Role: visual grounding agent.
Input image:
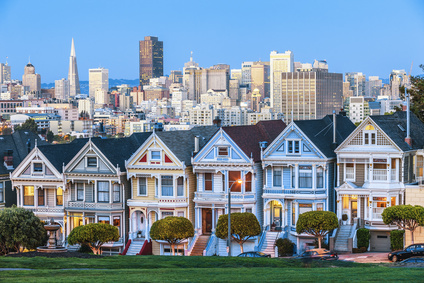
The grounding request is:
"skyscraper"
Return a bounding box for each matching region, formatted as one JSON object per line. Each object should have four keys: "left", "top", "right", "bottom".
{"left": 345, "top": 72, "right": 366, "bottom": 97}
{"left": 139, "top": 36, "right": 163, "bottom": 87}
{"left": 0, "top": 61, "right": 11, "bottom": 84}
{"left": 251, "top": 61, "right": 270, "bottom": 99}
{"left": 55, "top": 78, "right": 70, "bottom": 100}
{"left": 68, "top": 38, "right": 80, "bottom": 97}
{"left": 270, "top": 50, "right": 294, "bottom": 112}
{"left": 89, "top": 68, "right": 109, "bottom": 100}
{"left": 22, "top": 61, "right": 41, "bottom": 93}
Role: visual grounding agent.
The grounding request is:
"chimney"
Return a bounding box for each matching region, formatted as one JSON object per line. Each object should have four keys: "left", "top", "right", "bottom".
{"left": 26, "top": 138, "right": 31, "bottom": 153}
{"left": 3, "top": 149, "right": 13, "bottom": 170}
{"left": 194, "top": 136, "right": 200, "bottom": 153}
{"left": 405, "top": 87, "right": 412, "bottom": 147}
{"left": 213, "top": 116, "right": 221, "bottom": 127}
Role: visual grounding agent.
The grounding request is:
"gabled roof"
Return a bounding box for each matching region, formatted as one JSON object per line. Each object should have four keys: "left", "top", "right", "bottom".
{"left": 156, "top": 126, "right": 218, "bottom": 165}
{"left": 222, "top": 120, "right": 286, "bottom": 162}
{"left": 0, "top": 131, "right": 47, "bottom": 176}
{"left": 294, "top": 114, "right": 356, "bottom": 158}
{"left": 370, "top": 111, "right": 424, "bottom": 151}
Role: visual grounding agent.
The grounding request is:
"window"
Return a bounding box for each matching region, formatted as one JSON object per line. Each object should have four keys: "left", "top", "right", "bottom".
{"left": 218, "top": 147, "right": 228, "bottom": 156}
{"left": 228, "top": 171, "right": 241, "bottom": 192}
{"left": 345, "top": 163, "right": 355, "bottom": 181}
{"left": 299, "top": 166, "right": 312, "bottom": 188}
{"left": 177, "top": 177, "right": 184, "bottom": 197}
{"left": 24, "top": 186, "right": 34, "bottom": 206}
{"left": 0, "top": 182, "right": 3, "bottom": 202}
{"left": 87, "top": 157, "right": 97, "bottom": 167}
{"left": 246, "top": 208, "right": 252, "bottom": 213}
{"left": 77, "top": 183, "right": 84, "bottom": 201}
{"left": 151, "top": 151, "right": 161, "bottom": 160}
{"left": 86, "top": 183, "right": 94, "bottom": 203}
{"left": 98, "top": 216, "right": 110, "bottom": 224}
{"left": 33, "top": 163, "right": 43, "bottom": 173}
{"left": 56, "top": 187, "right": 63, "bottom": 206}
{"left": 161, "top": 176, "right": 173, "bottom": 196}
{"left": 204, "top": 173, "right": 213, "bottom": 191}
{"left": 155, "top": 178, "right": 158, "bottom": 197}
{"left": 162, "top": 211, "right": 173, "bottom": 218}
{"left": 299, "top": 203, "right": 313, "bottom": 215}
{"left": 113, "top": 184, "right": 120, "bottom": 202}
{"left": 373, "top": 197, "right": 387, "bottom": 219}
{"left": 288, "top": 140, "right": 300, "bottom": 154}
{"left": 292, "top": 204, "right": 295, "bottom": 225}
{"left": 98, "top": 181, "right": 109, "bottom": 202}
{"left": 113, "top": 216, "right": 121, "bottom": 235}
{"left": 317, "top": 167, "right": 324, "bottom": 188}
{"left": 245, "top": 172, "right": 252, "bottom": 192}
{"left": 316, "top": 203, "right": 323, "bottom": 211}
{"left": 138, "top": 177, "right": 147, "bottom": 196}
{"left": 177, "top": 211, "right": 184, "bottom": 217}
{"left": 38, "top": 189, "right": 45, "bottom": 206}
{"left": 273, "top": 168, "right": 282, "bottom": 187}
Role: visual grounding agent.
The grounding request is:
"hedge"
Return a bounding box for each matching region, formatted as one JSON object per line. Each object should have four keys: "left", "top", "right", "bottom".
{"left": 390, "top": 230, "right": 405, "bottom": 251}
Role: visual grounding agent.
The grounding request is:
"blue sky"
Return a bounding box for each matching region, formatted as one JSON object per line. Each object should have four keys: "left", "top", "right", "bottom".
{"left": 0, "top": 0, "right": 423, "bottom": 83}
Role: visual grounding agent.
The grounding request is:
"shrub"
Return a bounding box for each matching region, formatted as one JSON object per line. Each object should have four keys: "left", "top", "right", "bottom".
{"left": 296, "top": 211, "right": 338, "bottom": 249}
{"left": 68, "top": 223, "right": 119, "bottom": 255}
{"left": 390, "top": 230, "right": 405, "bottom": 251}
{"left": 275, "top": 238, "right": 295, "bottom": 257}
{"left": 342, "top": 214, "right": 348, "bottom": 221}
{"left": 352, "top": 247, "right": 367, "bottom": 253}
{"left": 356, "top": 228, "right": 370, "bottom": 249}
{"left": 78, "top": 243, "right": 94, "bottom": 254}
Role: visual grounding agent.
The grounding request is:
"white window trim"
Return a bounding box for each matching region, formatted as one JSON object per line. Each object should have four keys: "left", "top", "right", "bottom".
{"left": 217, "top": 146, "right": 229, "bottom": 157}
{"left": 363, "top": 131, "right": 377, "bottom": 145}
{"left": 345, "top": 163, "right": 356, "bottom": 182}
{"left": 138, "top": 177, "right": 148, "bottom": 196}
{"left": 86, "top": 156, "right": 98, "bottom": 168}
{"left": 32, "top": 161, "right": 44, "bottom": 174}
{"left": 287, "top": 139, "right": 301, "bottom": 155}
{"left": 272, "top": 168, "right": 282, "bottom": 188}
{"left": 149, "top": 149, "right": 162, "bottom": 164}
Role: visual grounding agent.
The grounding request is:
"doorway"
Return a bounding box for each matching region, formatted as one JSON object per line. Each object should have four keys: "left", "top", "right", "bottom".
{"left": 202, "top": 208, "right": 212, "bottom": 234}
{"left": 350, "top": 200, "right": 357, "bottom": 224}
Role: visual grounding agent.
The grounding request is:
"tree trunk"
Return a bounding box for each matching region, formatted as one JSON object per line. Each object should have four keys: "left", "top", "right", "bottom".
{"left": 318, "top": 236, "right": 322, "bottom": 249}
{"left": 411, "top": 230, "right": 414, "bottom": 245}
{"left": 171, "top": 243, "right": 175, "bottom": 256}
{"left": 240, "top": 242, "right": 244, "bottom": 254}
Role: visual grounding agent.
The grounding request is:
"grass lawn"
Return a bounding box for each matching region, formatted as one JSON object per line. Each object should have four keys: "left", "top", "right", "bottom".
{"left": 0, "top": 255, "right": 421, "bottom": 282}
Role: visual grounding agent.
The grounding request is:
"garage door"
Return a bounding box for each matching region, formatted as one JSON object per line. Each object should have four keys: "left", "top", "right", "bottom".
{"left": 370, "top": 231, "right": 390, "bottom": 252}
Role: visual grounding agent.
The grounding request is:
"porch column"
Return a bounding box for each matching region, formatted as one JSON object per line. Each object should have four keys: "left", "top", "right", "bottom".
{"left": 357, "top": 197, "right": 361, "bottom": 219}
{"left": 337, "top": 196, "right": 342, "bottom": 219}
{"left": 34, "top": 187, "right": 38, "bottom": 208}
{"left": 109, "top": 181, "right": 113, "bottom": 204}
{"left": 336, "top": 163, "right": 340, "bottom": 187}
{"left": 387, "top": 158, "right": 391, "bottom": 182}
{"left": 312, "top": 165, "right": 316, "bottom": 190}
{"left": 396, "top": 159, "right": 399, "bottom": 182}
{"left": 295, "top": 164, "right": 299, "bottom": 189}
{"left": 212, "top": 205, "right": 216, "bottom": 231}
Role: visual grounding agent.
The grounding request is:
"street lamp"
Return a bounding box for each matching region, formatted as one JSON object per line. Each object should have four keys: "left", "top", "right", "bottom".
{"left": 228, "top": 179, "right": 242, "bottom": 257}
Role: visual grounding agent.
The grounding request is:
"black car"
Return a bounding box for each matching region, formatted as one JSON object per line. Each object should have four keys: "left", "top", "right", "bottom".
{"left": 295, "top": 248, "right": 339, "bottom": 261}
{"left": 388, "top": 244, "right": 424, "bottom": 262}
{"left": 400, "top": 257, "right": 424, "bottom": 263}
{"left": 237, "top": 251, "right": 271, "bottom": 258}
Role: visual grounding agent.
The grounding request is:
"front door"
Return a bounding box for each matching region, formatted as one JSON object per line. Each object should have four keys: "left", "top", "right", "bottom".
{"left": 273, "top": 207, "right": 282, "bottom": 229}
{"left": 351, "top": 200, "right": 357, "bottom": 224}
{"left": 202, "top": 208, "right": 212, "bottom": 234}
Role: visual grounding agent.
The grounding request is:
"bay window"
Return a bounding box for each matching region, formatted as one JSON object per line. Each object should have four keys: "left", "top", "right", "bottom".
{"left": 228, "top": 171, "right": 241, "bottom": 192}
{"left": 113, "top": 184, "right": 120, "bottom": 202}
{"left": 56, "top": 187, "right": 63, "bottom": 206}
{"left": 97, "top": 181, "right": 109, "bottom": 202}
{"left": 38, "top": 189, "right": 45, "bottom": 206}
{"left": 317, "top": 167, "right": 324, "bottom": 188}
{"left": 245, "top": 172, "right": 252, "bottom": 192}
{"left": 138, "top": 177, "right": 147, "bottom": 196}
{"left": 204, "top": 173, "right": 213, "bottom": 191}
{"left": 177, "top": 177, "right": 184, "bottom": 197}
{"left": 24, "top": 186, "right": 34, "bottom": 206}
{"left": 299, "top": 166, "right": 312, "bottom": 188}
{"left": 161, "top": 176, "right": 173, "bottom": 196}
{"left": 273, "top": 168, "right": 282, "bottom": 187}
{"left": 77, "top": 183, "right": 84, "bottom": 201}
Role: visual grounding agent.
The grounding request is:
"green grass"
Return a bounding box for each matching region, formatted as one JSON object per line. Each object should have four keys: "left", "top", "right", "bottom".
{"left": 0, "top": 256, "right": 421, "bottom": 282}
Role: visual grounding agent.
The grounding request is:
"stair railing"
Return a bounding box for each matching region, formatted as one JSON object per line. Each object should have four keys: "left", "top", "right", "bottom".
{"left": 137, "top": 239, "right": 152, "bottom": 255}
{"left": 203, "top": 234, "right": 216, "bottom": 256}
{"left": 255, "top": 229, "right": 267, "bottom": 252}
{"left": 185, "top": 232, "right": 199, "bottom": 256}
{"left": 119, "top": 239, "right": 131, "bottom": 255}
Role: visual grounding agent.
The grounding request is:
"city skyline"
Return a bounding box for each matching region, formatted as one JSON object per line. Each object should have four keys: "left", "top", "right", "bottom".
{"left": 0, "top": 0, "right": 423, "bottom": 83}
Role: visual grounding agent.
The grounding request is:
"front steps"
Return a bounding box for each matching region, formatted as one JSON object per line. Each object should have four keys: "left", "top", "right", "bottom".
{"left": 126, "top": 239, "right": 144, "bottom": 255}
{"left": 260, "top": 231, "right": 279, "bottom": 257}
{"left": 190, "top": 235, "right": 210, "bottom": 256}
{"left": 334, "top": 225, "right": 353, "bottom": 253}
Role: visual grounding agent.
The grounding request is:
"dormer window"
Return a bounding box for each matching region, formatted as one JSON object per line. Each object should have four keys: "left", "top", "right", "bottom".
{"left": 287, "top": 140, "right": 300, "bottom": 154}
{"left": 364, "top": 124, "right": 376, "bottom": 145}
{"left": 218, "top": 147, "right": 229, "bottom": 157}
{"left": 87, "top": 157, "right": 97, "bottom": 167}
{"left": 33, "top": 163, "right": 43, "bottom": 173}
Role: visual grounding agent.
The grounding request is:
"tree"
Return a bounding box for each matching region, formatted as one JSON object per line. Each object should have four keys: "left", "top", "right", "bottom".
{"left": 215, "top": 212, "right": 261, "bottom": 254}
{"left": 67, "top": 223, "right": 119, "bottom": 255}
{"left": 46, "top": 130, "right": 54, "bottom": 143}
{"left": 14, "top": 118, "right": 38, "bottom": 134}
{"left": 399, "top": 64, "right": 424, "bottom": 122}
{"left": 296, "top": 211, "right": 338, "bottom": 249}
{"left": 382, "top": 205, "right": 424, "bottom": 244}
{"left": 150, "top": 216, "right": 194, "bottom": 256}
{"left": 0, "top": 206, "right": 46, "bottom": 255}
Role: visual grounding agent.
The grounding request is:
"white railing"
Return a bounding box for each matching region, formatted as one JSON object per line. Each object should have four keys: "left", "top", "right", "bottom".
{"left": 372, "top": 207, "right": 384, "bottom": 219}
{"left": 194, "top": 192, "right": 255, "bottom": 201}
{"left": 372, "top": 169, "right": 387, "bottom": 181}
{"left": 26, "top": 207, "right": 65, "bottom": 214}
{"left": 346, "top": 167, "right": 355, "bottom": 180}
{"left": 390, "top": 169, "right": 397, "bottom": 181}
{"left": 158, "top": 198, "right": 187, "bottom": 204}
{"left": 66, "top": 201, "right": 124, "bottom": 210}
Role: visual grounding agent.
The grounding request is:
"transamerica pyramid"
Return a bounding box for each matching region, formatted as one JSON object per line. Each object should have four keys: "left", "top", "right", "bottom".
{"left": 68, "top": 38, "right": 80, "bottom": 97}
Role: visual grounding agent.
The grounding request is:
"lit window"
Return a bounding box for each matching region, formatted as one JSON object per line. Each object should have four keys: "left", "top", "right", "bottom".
{"left": 98, "top": 216, "right": 110, "bottom": 224}
{"left": 24, "top": 186, "right": 34, "bottom": 206}
{"left": 218, "top": 147, "right": 228, "bottom": 156}
{"left": 56, "top": 187, "right": 63, "bottom": 206}
{"left": 316, "top": 203, "right": 323, "bottom": 211}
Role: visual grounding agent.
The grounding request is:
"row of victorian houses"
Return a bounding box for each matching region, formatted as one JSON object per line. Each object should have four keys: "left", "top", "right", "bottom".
{"left": 2, "top": 111, "right": 424, "bottom": 256}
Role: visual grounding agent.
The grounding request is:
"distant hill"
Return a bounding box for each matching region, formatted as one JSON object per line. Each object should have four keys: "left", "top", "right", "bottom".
{"left": 41, "top": 79, "right": 139, "bottom": 94}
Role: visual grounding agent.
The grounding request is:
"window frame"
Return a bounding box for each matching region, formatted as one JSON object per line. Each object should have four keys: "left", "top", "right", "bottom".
{"left": 56, "top": 187, "right": 63, "bottom": 206}
{"left": 77, "top": 183, "right": 84, "bottom": 201}
{"left": 32, "top": 162, "right": 43, "bottom": 174}
{"left": 86, "top": 156, "right": 98, "bottom": 168}
{"left": 177, "top": 177, "right": 184, "bottom": 197}
{"left": 138, "top": 177, "right": 147, "bottom": 196}
{"left": 150, "top": 150, "right": 161, "bottom": 161}
{"left": 217, "top": 146, "right": 229, "bottom": 157}
{"left": 161, "top": 175, "right": 174, "bottom": 197}
{"left": 273, "top": 168, "right": 282, "bottom": 187}
{"left": 204, "top": 173, "right": 213, "bottom": 191}
{"left": 298, "top": 165, "right": 313, "bottom": 189}
{"left": 97, "top": 181, "right": 110, "bottom": 203}
{"left": 113, "top": 183, "right": 120, "bottom": 203}
{"left": 287, "top": 140, "right": 301, "bottom": 155}
{"left": 23, "top": 186, "right": 35, "bottom": 206}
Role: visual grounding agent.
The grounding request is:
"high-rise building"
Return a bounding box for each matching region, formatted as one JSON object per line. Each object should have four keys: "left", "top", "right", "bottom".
{"left": 241, "top": 61, "right": 253, "bottom": 87}
{"left": 89, "top": 68, "right": 109, "bottom": 99}
{"left": 183, "top": 52, "right": 200, "bottom": 89}
{"left": 55, "top": 78, "right": 70, "bottom": 100}
{"left": 281, "top": 69, "right": 343, "bottom": 123}
{"left": 389, "top": 70, "right": 407, "bottom": 99}
{"left": 139, "top": 36, "right": 163, "bottom": 87}
{"left": 270, "top": 50, "right": 294, "bottom": 112}
{"left": 251, "top": 61, "right": 270, "bottom": 99}
{"left": 365, "top": 76, "right": 382, "bottom": 98}
{"left": 345, "top": 72, "right": 366, "bottom": 97}
{"left": 22, "top": 61, "right": 41, "bottom": 93}
{"left": 170, "top": 70, "right": 182, "bottom": 84}
{"left": 0, "top": 62, "right": 11, "bottom": 84}
{"left": 68, "top": 38, "right": 80, "bottom": 97}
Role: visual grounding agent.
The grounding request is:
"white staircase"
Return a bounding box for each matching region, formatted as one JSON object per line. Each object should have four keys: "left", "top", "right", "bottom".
{"left": 334, "top": 225, "right": 352, "bottom": 253}
{"left": 260, "top": 231, "right": 279, "bottom": 257}
{"left": 126, "top": 240, "right": 144, "bottom": 255}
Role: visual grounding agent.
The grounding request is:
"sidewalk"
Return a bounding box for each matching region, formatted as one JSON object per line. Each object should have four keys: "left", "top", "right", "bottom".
{"left": 338, "top": 252, "right": 391, "bottom": 263}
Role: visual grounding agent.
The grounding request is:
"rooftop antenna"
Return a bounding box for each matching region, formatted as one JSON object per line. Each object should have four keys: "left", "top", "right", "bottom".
{"left": 5, "top": 56, "right": 8, "bottom": 65}
{"left": 190, "top": 51, "right": 193, "bottom": 62}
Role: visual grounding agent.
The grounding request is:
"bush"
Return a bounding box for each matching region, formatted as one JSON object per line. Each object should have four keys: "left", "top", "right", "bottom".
{"left": 68, "top": 223, "right": 119, "bottom": 255}
{"left": 390, "top": 230, "right": 405, "bottom": 251}
{"left": 357, "top": 228, "right": 370, "bottom": 249}
{"left": 352, "top": 247, "right": 367, "bottom": 253}
{"left": 342, "top": 214, "right": 348, "bottom": 221}
{"left": 275, "top": 238, "right": 295, "bottom": 257}
{"left": 78, "top": 243, "right": 94, "bottom": 254}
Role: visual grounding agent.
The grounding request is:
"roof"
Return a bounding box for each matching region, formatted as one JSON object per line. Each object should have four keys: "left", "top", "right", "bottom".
{"left": 0, "top": 131, "right": 48, "bottom": 176}
{"left": 294, "top": 114, "right": 356, "bottom": 158}
{"left": 370, "top": 111, "right": 424, "bottom": 151}
{"left": 156, "top": 126, "right": 218, "bottom": 165}
{"left": 223, "top": 120, "right": 287, "bottom": 162}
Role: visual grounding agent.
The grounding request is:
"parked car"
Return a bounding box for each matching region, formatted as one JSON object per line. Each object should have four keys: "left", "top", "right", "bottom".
{"left": 237, "top": 251, "right": 271, "bottom": 258}
{"left": 399, "top": 257, "right": 424, "bottom": 263}
{"left": 295, "top": 248, "right": 338, "bottom": 260}
{"left": 388, "top": 244, "right": 424, "bottom": 262}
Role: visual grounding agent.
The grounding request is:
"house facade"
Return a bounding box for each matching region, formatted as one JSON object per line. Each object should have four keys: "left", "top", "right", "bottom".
{"left": 262, "top": 114, "right": 355, "bottom": 253}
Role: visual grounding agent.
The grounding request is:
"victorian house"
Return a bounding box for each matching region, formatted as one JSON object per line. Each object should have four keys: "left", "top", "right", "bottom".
{"left": 334, "top": 111, "right": 424, "bottom": 252}
{"left": 191, "top": 120, "right": 286, "bottom": 256}
{"left": 261, "top": 114, "right": 355, "bottom": 254}
{"left": 125, "top": 127, "right": 217, "bottom": 255}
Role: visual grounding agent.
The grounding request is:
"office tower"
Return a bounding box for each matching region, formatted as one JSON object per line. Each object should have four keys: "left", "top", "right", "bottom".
{"left": 55, "top": 78, "right": 70, "bottom": 100}
{"left": 139, "top": 36, "right": 163, "bottom": 87}
{"left": 78, "top": 98, "right": 94, "bottom": 118}
{"left": 313, "top": 59, "right": 328, "bottom": 71}
{"left": 281, "top": 69, "right": 343, "bottom": 123}
{"left": 343, "top": 81, "right": 353, "bottom": 99}
{"left": 0, "top": 62, "right": 11, "bottom": 84}
{"left": 345, "top": 72, "right": 366, "bottom": 97}
{"left": 389, "top": 70, "right": 407, "bottom": 99}
{"left": 241, "top": 61, "right": 253, "bottom": 87}
{"left": 251, "top": 61, "right": 270, "bottom": 99}
{"left": 270, "top": 50, "right": 294, "bottom": 112}
{"left": 365, "top": 76, "right": 382, "bottom": 98}
{"left": 231, "top": 69, "right": 242, "bottom": 84}
{"left": 89, "top": 68, "right": 108, "bottom": 99}
{"left": 170, "top": 70, "right": 183, "bottom": 84}
{"left": 183, "top": 52, "right": 200, "bottom": 89}
{"left": 95, "top": 89, "right": 109, "bottom": 105}
{"left": 22, "top": 61, "right": 41, "bottom": 93}
{"left": 68, "top": 38, "right": 80, "bottom": 97}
